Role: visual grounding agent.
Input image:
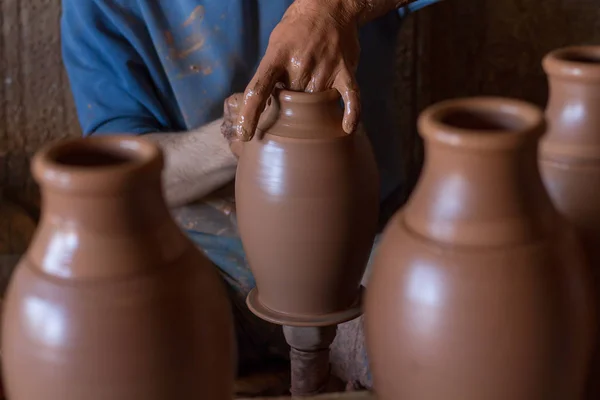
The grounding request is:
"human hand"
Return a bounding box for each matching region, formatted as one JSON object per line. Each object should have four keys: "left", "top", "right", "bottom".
{"left": 236, "top": 0, "right": 365, "bottom": 141}
{"left": 221, "top": 93, "right": 244, "bottom": 158}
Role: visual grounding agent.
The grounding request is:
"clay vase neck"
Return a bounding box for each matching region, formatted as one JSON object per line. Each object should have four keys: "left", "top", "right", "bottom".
{"left": 542, "top": 46, "right": 600, "bottom": 160}
{"left": 403, "top": 97, "right": 557, "bottom": 247}
{"left": 256, "top": 89, "right": 346, "bottom": 139}
{"left": 29, "top": 137, "right": 187, "bottom": 280}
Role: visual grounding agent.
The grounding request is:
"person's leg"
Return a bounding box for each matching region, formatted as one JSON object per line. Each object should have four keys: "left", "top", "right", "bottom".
{"left": 185, "top": 230, "right": 290, "bottom": 372}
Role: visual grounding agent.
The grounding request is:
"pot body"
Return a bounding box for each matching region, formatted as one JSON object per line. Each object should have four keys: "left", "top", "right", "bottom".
{"left": 539, "top": 46, "right": 600, "bottom": 399}
{"left": 236, "top": 89, "right": 379, "bottom": 318}
{"left": 368, "top": 215, "right": 591, "bottom": 399}
{"left": 366, "top": 97, "right": 595, "bottom": 400}
{"left": 1, "top": 137, "right": 234, "bottom": 400}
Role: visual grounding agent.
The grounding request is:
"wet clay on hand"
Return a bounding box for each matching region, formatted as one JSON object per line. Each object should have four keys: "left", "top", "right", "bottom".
{"left": 221, "top": 93, "right": 244, "bottom": 157}
{"left": 236, "top": 0, "right": 415, "bottom": 140}
{"left": 539, "top": 45, "right": 600, "bottom": 400}
{"left": 1, "top": 136, "right": 235, "bottom": 400}
{"left": 366, "top": 97, "right": 595, "bottom": 400}
{"left": 236, "top": 88, "right": 379, "bottom": 326}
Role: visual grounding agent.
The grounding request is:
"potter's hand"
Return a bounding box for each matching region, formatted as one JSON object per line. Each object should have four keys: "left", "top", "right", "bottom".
{"left": 221, "top": 93, "right": 244, "bottom": 158}
{"left": 236, "top": 0, "right": 367, "bottom": 141}
{"left": 237, "top": 0, "right": 414, "bottom": 141}
{"left": 237, "top": 0, "right": 413, "bottom": 141}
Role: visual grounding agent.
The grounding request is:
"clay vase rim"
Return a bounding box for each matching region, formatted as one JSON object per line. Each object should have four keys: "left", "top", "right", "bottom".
{"left": 543, "top": 45, "right": 600, "bottom": 82}
{"left": 418, "top": 96, "right": 546, "bottom": 151}
{"left": 32, "top": 135, "right": 164, "bottom": 195}
{"left": 255, "top": 88, "right": 350, "bottom": 143}
{"left": 275, "top": 87, "right": 340, "bottom": 104}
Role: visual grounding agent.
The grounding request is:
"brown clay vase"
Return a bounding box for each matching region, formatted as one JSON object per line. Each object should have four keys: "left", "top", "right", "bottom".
{"left": 539, "top": 45, "right": 600, "bottom": 399}
{"left": 235, "top": 88, "right": 379, "bottom": 326}
{"left": 1, "top": 136, "right": 235, "bottom": 399}
{"left": 365, "top": 97, "right": 595, "bottom": 400}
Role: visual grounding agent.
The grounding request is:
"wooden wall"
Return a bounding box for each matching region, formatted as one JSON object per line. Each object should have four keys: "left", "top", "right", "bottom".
{"left": 1, "top": 0, "right": 80, "bottom": 202}
{"left": 396, "top": 0, "right": 600, "bottom": 193}
{"left": 0, "top": 0, "right": 599, "bottom": 248}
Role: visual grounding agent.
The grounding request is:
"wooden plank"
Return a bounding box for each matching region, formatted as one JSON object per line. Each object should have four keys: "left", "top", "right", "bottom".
{"left": 415, "top": 0, "right": 600, "bottom": 108}
{"left": 1, "top": 0, "right": 80, "bottom": 195}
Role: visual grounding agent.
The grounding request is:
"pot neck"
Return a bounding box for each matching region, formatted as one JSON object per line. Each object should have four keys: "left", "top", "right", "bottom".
{"left": 542, "top": 46, "right": 600, "bottom": 159}
{"left": 403, "top": 97, "right": 558, "bottom": 247}
{"left": 256, "top": 89, "right": 346, "bottom": 139}
{"left": 27, "top": 137, "right": 188, "bottom": 280}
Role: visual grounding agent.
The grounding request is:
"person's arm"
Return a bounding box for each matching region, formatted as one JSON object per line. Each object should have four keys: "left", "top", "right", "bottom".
{"left": 144, "top": 120, "right": 237, "bottom": 208}
{"left": 236, "top": 0, "right": 441, "bottom": 141}
{"left": 61, "top": 0, "right": 236, "bottom": 207}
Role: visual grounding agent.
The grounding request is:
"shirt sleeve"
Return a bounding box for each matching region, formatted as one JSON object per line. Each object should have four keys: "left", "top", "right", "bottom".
{"left": 61, "top": 0, "right": 170, "bottom": 136}
{"left": 397, "top": 0, "right": 442, "bottom": 18}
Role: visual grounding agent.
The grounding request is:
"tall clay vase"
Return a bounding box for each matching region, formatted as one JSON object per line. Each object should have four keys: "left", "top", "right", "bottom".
{"left": 236, "top": 89, "right": 379, "bottom": 326}
{"left": 365, "top": 97, "right": 595, "bottom": 400}
{"left": 540, "top": 45, "right": 600, "bottom": 399}
{"left": 1, "top": 137, "right": 235, "bottom": 400}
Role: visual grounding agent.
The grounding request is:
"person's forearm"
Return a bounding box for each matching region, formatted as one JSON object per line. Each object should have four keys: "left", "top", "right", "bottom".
{"left": 145, "top": 119, "right": 238, "bottom": 208}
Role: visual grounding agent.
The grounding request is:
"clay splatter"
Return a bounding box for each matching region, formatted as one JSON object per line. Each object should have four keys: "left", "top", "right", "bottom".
{"left": 176, "top": 38, "right": 205, "bottom": 59}
{"left": 183, "top": 6, "right": 205, "bottom": 27}
{"left": 176, "top": 64, "right": 212, "bottom": 79}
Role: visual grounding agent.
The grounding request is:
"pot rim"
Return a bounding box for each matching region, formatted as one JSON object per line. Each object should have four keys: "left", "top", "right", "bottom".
{"left": 275, "top": 88, "right": 340, "bottom": 104}
{"left": 418, "top": 96, "right": 545, "bottom": 151}
{"left": 543, "top": 45, "right": 600, "bottom": 82}
{"left": 32, "top": 135, "right": 163, "bottom": 195}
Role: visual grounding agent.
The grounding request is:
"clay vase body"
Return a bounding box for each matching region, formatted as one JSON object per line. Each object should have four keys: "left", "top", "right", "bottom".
{"left": 539, "top": 46, "right": 600, "bottom": 399}
{"left": 1, "top": 137, "right": 235, "bottom": 400}
{"left": 366, "top": 97, "right": 595, "bottom": 400}
{"left": 236, "top": 89, "right": 379, "bottom": 324}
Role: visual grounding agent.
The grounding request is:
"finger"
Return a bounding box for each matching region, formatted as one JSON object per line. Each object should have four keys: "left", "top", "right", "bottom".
{"left": 237, "top": 57, "right": 284, "bottom": 141}
{"left": 288, "top": 71, "right": 313, "bottom": 91}
{"left": 226, "top": 93, "right": 243, "bottom": 113}
{"left": 221, "top": 119, "right": 236, "bottom": 142}
{"left": 223, "top": 93, "right": 243, "bottom": 122}
{"left": 333, "top": 68, "right": 361, "bottom": 134}
{"left": 287, "top": 57, "right": 315, "bottom": 91}
{"left": 306, "top": 64, "right": 335, "bottom": 93}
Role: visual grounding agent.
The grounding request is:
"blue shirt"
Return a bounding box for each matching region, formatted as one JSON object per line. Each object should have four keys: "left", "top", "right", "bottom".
{"left": 61, "top": 0, "right": 439, "bottom": 204}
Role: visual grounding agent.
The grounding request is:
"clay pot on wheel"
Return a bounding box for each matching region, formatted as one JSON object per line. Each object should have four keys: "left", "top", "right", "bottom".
{"left": 1, "top": 136, "right": 235, "bottom": 400}
{"left": 366, "top": 97, "right": 595, "bottom": 400}
{"left": 539, "top": 45, "right": 600, "bottom": 399}
{"left": 235, "top": 89, "right": 379, "bottom": 326}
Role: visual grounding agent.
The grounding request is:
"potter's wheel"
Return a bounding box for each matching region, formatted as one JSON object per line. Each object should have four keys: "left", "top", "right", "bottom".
{"left": 246, "top": 286, "right": 364, "bottom": 327}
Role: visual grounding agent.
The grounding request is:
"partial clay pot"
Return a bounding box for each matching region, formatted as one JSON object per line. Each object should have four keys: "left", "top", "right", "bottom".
{"left": 1, "top": 136, "right": 235, "bottom": 400}
{"left": 539, "top": 46, "right": 600, "bottom": 399}
{"left": 366, "top": 97, "right": 595, "bottom": 400}
{"left": 236, "top": 89, "right": 379, "bottom": 326}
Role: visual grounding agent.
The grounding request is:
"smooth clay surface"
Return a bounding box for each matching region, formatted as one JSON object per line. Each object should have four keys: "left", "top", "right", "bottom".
{"left": 236, "top": 89, "right": 379, "bottom": 324}
{"left": 366, "top": 97, "right": 595, "bottom": 400}
{"left": 539, "top": 45, "right": 600, "bottom": 400}
{"left": 1, "top": 137, "right": 235, "bottom": 400}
